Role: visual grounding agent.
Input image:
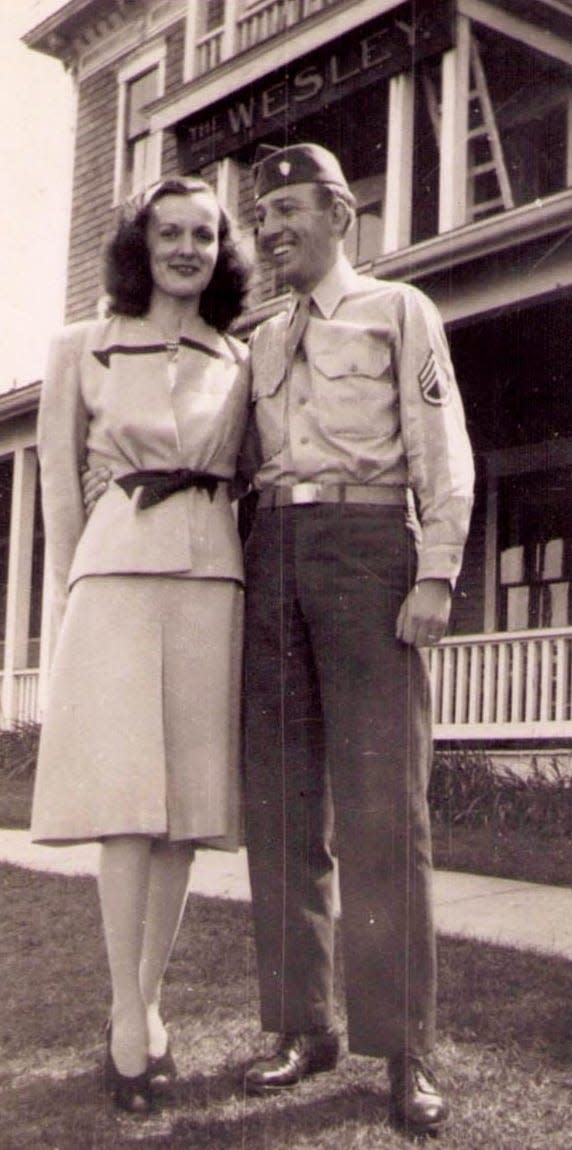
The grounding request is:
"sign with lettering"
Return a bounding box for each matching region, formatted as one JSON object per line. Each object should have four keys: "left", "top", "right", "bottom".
{"left": 176, "top": 0, "right": 453, "bottom": 171}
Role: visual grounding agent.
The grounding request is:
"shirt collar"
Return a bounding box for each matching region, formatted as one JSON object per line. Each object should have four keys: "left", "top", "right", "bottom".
{"left": 135, "top": 312, "right": 234, "bottom": 360}
{"left": 307, "top": 255, "right": 364, "bottom": 319}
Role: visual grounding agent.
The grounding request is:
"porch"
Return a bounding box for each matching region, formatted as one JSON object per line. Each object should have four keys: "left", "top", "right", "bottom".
{"left": 194, "top": 0, "right": 342, "bottom": 76}
{"left": 428, "top": 626, "right": 572, "bottom": 740}
{"left": 3, "top": 628, "right": 571, "bottom": 741}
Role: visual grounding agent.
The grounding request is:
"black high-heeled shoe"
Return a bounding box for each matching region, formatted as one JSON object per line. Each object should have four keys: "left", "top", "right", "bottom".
{"left": 103, "top": 1024, "right": 153, "bottom": 1115}
{"left": 148, "top": 1041, "right": 177, "bottom": 1086}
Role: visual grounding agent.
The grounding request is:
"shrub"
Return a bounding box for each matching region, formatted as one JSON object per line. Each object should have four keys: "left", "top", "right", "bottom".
{"left": 429, "top": 749, "right": 572, "bottom": 838}
{"left": 0, "top": 721, "right": 41, "bottom": 779}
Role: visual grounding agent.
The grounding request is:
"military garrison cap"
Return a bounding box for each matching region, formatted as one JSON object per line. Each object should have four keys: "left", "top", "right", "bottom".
{"left": 253, "top": 143, "right": 351, "bottom": 200}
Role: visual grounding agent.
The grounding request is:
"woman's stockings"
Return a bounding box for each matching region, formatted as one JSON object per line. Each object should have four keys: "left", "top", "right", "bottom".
{"left": 99, "top": 836, "right": 152, "bottom": 1076}
{"left": 140, "top": 841, "right": 194, "bottom": 1057}
{"left": 98, "top": 836, "right": 194, "bottom": 1073}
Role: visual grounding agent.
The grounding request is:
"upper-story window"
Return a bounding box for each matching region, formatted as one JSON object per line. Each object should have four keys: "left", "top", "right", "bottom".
{"left": 344, "top": 176, "right": 384, "bottom": 269}
{"left": 206, "top": 0, "right": 225, "bottom": 29}
{"left": 114, "top": 43, "right": 166, "bottom": 204}
{"left": 191, "top": 0, "right": 344, "bottom": 75}
{"left": 193, "top": 0, "right": 226, "bottom": 75}
{"left": 412, "top": 22, "right": 572, "bottom": 240}
{"left": 467, "top": 27, "right": 572, "bottom": 221}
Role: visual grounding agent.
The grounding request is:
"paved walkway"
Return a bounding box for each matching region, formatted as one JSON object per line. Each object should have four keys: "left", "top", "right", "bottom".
{"left": 2, "top": 829, "right": 571, "bottom": 960}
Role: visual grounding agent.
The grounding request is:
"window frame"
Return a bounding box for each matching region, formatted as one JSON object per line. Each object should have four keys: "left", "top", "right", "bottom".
{"left": 113, "top": 41, "right": 167, "bottom": 206}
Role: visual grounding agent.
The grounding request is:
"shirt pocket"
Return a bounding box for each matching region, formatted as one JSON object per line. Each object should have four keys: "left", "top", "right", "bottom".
{"left": 312, "top": 336, "right": 396, "bottom": 439}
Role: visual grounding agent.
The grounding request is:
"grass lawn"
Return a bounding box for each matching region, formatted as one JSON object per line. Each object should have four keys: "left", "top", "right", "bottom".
{"left": 0, "top": 773, "right": 33, "bottom": 829}
{"left": 431, "top": 822, "right": 572, "bottom": 888}
{"left": 1, "top": 863, "right": 571, "bottom": 1150}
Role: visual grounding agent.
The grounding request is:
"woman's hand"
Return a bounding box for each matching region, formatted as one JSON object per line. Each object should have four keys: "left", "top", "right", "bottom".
{"left": 81, "top": 465, "right": 111, "bottom": 517}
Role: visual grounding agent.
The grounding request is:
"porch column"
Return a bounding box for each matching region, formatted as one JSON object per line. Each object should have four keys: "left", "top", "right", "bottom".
{"left": 221, "top": 0, "right": 239, "bottom": 61}
{"left": 183, "top": 0, "right": 200, "bottom": 81}
{"left": 216, "top": 156, "right": 240, "bottom": 215}
{"left": 438, "top": 13, "right": 471, "bottom": 232}
{"left": 383, "top": 71, "right": 414, "bottom": 254}
{"left": 37, "top": 558, "right": 56, "bottom": 724}
{"left": 1, "top": 447, "right": 36, "bottom": 726}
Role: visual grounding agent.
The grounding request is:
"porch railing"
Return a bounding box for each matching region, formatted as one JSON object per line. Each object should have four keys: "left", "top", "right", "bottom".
{"left": 196, "top": 0, "right": 342, "bottom": 75}
{"left": 1, "top": 628, "right": 571, "bottom": 738}
{"left": 428, "top": 627, "right": 572, "bottom": 739}
{"left": 195, "top": 28, "right": 225, "bottom": 76}
{"left": 236, "top": 0, "right": 306, "bottom": 54}
{"left": 0, "top": 670, "right": 41, "bottom": 729}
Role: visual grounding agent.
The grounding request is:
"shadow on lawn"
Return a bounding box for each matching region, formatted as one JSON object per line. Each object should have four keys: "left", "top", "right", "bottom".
{"left": 437, "top": 935, "right": 572, "bottom": 1065}
{"left": 4, "top": 1060, "right": 391, "bottom": 1150}
{"left": 166, "top": 1081, "right": 390, "bottom": 1150}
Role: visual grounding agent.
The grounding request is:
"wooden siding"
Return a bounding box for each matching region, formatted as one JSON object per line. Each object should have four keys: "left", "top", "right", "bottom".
{"left": 65, "top": 64, "right": 117, "bottom": 322}
{"left": 65, "top": 18, "right": 186, "bottom": 323}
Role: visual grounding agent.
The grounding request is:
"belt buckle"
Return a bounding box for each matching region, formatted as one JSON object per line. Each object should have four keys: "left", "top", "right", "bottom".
{"left": 291, "top": 482, "right": 322, "bottom": 504}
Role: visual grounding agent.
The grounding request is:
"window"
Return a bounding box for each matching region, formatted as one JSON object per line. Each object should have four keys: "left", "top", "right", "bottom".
{"left": 344, "top": 175, "right": 384, "bottom": 267}
{"left": 467, "top": 28, "right": 572, "bottom": 221}
{"left": 193, "top": 0, "right": 226, "bottom": 75}
{"left": 114, "top": 45, "right": 166, "bottom": 203}
{"left": 498, "top": 469, "right": 572, "bottom": 631}
{"left": 205, "top": 0, "right": 225, "bottom": 32}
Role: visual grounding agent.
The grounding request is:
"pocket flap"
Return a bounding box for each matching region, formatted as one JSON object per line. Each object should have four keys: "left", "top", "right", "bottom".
{"left": 314, "top": 337, "right": 388, "bottom": 380}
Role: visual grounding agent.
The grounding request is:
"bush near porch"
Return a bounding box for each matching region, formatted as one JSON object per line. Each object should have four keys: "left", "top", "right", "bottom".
{"left": 430, "top": 748, "right": 572, "bottom": 837}
{"left": 0, "top": 725, "right": 570, "bottom": 886}
{"left": 429, "top": 748, "right": 572, "bottom": 886}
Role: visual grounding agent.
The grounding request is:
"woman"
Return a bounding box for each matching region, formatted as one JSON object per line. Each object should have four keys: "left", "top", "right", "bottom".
{"left": 31, "top": 177, "right": 250, "bottom": 1114}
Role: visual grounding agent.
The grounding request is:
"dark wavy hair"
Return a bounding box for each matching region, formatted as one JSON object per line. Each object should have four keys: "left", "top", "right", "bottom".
{"left": 104, "top": 178, "right": 250, "bottom": 332}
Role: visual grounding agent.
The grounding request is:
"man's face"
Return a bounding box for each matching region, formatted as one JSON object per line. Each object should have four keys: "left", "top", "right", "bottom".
{"left": 254, "top": 183, "right": 338, "bottom": 293}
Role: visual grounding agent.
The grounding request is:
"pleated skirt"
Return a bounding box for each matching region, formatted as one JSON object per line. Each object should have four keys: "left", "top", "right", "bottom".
{"left": 31, "top": 575, "right": 244, "bottom": 847}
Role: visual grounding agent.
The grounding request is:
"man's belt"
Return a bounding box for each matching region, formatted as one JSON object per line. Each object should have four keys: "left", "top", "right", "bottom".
{"left": 116, "top": 469, "right": 224, "bottom": 509}
{"left": 257, "top": 483, "right": 406, "bottom": 509}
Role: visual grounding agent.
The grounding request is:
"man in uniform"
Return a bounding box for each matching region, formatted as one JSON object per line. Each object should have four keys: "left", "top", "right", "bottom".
{"left": 241, "top": 143, "right": 474, "bottom": 1136}
{"left": 82, "top": 143, "right": 474, "bottom": 1136}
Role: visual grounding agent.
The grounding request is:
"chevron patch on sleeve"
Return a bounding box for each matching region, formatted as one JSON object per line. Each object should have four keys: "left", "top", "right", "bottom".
{"left": 418, "top": 350, "right": 451, "bottom": 406}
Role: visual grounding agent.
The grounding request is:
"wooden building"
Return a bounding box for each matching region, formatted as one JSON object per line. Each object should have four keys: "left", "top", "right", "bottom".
{"left": 4, "top": 0, "right": 571, "bottom": 757}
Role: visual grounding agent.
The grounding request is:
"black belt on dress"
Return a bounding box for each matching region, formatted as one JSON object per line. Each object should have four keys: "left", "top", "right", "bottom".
{"left": 257, "top": 483, "right": 406, "bottom": 509}
{"left": 116, "top": 469, "right": 224, "bottom": 509}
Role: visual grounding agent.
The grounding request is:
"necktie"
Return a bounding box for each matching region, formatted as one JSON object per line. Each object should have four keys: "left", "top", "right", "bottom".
{"left": 284, "top": 295, "right": 311, "bottom": 374}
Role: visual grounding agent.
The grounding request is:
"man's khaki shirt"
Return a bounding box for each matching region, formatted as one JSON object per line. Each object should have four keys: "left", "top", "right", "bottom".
{"left": 248, "top": 257, "right": 474, "bottom": 584}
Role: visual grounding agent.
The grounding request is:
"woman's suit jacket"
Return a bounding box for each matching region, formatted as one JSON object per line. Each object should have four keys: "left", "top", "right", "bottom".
{"left": 38, "top": 313, "right": 251, "bottom": 628}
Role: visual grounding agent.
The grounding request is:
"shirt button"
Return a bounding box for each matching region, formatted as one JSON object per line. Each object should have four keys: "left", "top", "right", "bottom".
{"left": 299, "top": 396, "right": 308, "bottom": 406}
{"left": 300, "top": 436, "right": 309, "bottom": 445}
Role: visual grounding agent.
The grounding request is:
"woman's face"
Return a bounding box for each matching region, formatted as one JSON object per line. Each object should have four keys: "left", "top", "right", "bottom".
{"left": 146, "top": 191, "right": 220, "bottom": 302}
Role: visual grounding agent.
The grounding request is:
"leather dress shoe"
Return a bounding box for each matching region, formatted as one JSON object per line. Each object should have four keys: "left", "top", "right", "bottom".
{"left": 245, "top": 1029, "right": 339, "bottom": 1094}
{"left": 388, "top": 1055, "right": 449, "bottom": 1135}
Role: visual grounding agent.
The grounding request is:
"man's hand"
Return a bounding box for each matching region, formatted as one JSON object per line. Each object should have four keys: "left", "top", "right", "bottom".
{"left": 81, "top": 465, "right": 111, "bottom": 517}
{"left": 396, "top": 579, "right": 452, "bottom": 648}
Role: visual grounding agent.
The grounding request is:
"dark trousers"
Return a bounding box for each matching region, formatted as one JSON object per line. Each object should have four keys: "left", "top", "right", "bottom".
{"left": 244, "top": 504, "right": 436, "bottom": 1058}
